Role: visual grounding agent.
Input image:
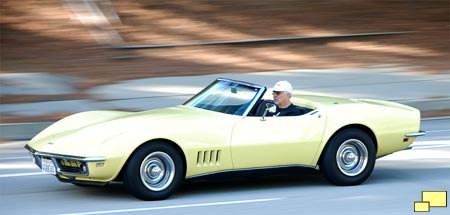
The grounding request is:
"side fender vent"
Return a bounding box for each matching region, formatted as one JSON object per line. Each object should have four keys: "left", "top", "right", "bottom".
{"left": 197, "top": 150, "right": 221, "bottom": 166}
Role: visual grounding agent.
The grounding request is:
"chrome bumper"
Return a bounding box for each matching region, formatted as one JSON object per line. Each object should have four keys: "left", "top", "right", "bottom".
{"left": 25, "top": 144, "right": 106, "bottom": 176}
{"left": 405, "top": 130, "right": 427, "bottom": 137}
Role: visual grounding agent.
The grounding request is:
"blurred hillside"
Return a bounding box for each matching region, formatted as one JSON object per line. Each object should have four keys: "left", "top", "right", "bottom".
{"left": 1, "top": 0, "right": 449, "bottom": 89}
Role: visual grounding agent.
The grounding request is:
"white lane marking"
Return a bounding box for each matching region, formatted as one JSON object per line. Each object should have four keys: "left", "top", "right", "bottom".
{"left": 412, "top": 140, "right": 450, "bottom": 149}
{"left": 422, "top": 116, "right": 450, "bottom": 121}
{"left": 380, "top": 140, "right": 450, "bottom": 161}
{"left": 424, "top": 129, "right": 450, "bottom": 133}
{"left": 57, "top": 198, "right": 282, "bottom": 215}
{"left": 412, "top": 145, "right": 450, "bottom": 149}
{"left": 0, "top": 156, "right": 30, "bottom": 161}
{"left": 0, "top": 163, "right": 38, "bottom": 170}
{"left": 0, "top": 172, "right": 45, "bottom": 178}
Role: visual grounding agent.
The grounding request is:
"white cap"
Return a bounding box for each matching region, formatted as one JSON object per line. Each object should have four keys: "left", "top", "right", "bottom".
{"left": 272, "top": 80, "right": 293, "bottom": 93}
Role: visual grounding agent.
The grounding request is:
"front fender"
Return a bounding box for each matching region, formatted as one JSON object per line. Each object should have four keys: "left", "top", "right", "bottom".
{"left": 97, "top": 113, "right": 240, "bottom": 180}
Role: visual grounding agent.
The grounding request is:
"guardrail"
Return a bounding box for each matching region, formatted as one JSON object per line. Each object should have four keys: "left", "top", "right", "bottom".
{"left": 111, "top": 31, "right": 411, "bottom": 49}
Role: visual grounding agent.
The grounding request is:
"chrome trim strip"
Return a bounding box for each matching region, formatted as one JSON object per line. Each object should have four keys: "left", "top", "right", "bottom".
{"left": 405, "top": 130, "right": 427, "bottom": 137}
{"left": 216, "top": 78, "right": 266, "bottom": 89}
{"left": 242, "top": 86, "right": 267, "bottom": 117}
{"left": 33, "top": 152, "right": 106, "bottom": 162}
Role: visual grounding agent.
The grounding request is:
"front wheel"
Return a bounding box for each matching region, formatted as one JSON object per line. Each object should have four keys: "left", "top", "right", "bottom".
{"left": 123, "top": 142, "right": 184, "bottom": 200}
{"left": 319, "top": 128, "right": 376, "bottom": 185}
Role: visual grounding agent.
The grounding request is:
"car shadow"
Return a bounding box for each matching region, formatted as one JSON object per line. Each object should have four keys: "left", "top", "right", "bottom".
{"left": 69, "top": 167, "right": 327, "bottom": 200}
{"left": 175, "top": 167, "right": 327, "bottom": 197}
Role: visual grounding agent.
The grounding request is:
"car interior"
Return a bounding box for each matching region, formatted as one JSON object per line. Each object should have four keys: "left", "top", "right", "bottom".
{"left": 249, "top": 99, "right": 314, "bottom": 117}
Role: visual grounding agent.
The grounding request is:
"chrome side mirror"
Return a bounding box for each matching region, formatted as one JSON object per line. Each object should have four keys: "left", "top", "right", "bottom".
{"left": 260, "top": 103, "right": 276, "bottom": 121}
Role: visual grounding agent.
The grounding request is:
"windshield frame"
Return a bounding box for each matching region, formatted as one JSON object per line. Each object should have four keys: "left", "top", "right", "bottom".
{"left": 183, "top": 78, "right": 266, "bottom": 116}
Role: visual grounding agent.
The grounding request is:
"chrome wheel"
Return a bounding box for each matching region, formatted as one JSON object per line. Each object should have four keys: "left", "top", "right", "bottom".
{"left": 336, "top": 139, "right": 368, "bottom": 176}
{"left": 140, "top": 151, "right": 175, "bottom": 191}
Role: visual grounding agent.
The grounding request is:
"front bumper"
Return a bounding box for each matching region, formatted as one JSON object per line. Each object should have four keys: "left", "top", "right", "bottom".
{"left": 25, "top": 144, "right": 106, "bottom": 177}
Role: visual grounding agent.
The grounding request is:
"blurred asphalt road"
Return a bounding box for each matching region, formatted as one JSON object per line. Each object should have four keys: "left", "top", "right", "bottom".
{"left": 1, "top": 66, "right": 449, "bottom": 140}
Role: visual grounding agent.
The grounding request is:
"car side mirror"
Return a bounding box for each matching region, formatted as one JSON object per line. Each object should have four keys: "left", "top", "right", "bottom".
{"left": 260, "top": 103, "right": 276, "bottom": 121}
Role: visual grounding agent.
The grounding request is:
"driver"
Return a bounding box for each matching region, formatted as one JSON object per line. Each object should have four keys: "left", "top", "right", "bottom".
{"left": 270, "top": 80, "right": 304, "bottom": 116}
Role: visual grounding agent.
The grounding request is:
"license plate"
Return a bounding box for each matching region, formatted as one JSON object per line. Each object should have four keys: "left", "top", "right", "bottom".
{"left": 41, "top": 157, "right": 56, "bottom": 175}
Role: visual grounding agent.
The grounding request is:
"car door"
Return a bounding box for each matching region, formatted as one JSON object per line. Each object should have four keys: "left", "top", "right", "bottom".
{"left": 230, "top": 111, "right": 327, "bottom": 169}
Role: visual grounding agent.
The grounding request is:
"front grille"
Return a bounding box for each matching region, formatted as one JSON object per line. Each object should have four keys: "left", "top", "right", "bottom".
{"left": 24, "top": 144, "right": 106, "bottom": 176}
{"left": 56, "top": 158, "right": 87, "bottom": 174}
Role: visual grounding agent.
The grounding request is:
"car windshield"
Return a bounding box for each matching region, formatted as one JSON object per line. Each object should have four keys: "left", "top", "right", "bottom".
{"left": 184, "top": 79, "right": 263, "bottom": 116}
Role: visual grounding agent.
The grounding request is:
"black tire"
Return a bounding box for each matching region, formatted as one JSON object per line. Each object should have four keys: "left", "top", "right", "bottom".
{"left": 123, "top": 142, "right": 184, "bottom": 200}
{"left": 319, "top": 128, "right": 376, "bottom": 186}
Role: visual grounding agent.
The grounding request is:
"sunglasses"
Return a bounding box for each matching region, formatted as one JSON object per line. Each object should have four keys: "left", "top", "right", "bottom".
{"left": 272, "top": 91, "right": 284, "bottom": 95}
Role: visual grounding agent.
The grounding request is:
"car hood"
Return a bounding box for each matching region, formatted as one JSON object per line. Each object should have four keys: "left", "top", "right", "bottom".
{"left": 27, "top": 105, "right": 212, "bottom": 157}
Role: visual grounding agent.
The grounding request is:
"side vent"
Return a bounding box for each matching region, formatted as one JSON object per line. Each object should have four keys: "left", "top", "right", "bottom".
{"left": 197, "top": 150, "right": 221, "bottom": 166}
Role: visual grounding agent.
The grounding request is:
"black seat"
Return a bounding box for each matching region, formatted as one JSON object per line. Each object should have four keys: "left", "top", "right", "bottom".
{"left": 253, "top": 100, "right": 274, "bottom": 116}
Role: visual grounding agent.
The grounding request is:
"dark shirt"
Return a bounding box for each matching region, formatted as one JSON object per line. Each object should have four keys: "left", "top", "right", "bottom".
{"left": 270, "top": 103, "right": 311, "bottom": 117}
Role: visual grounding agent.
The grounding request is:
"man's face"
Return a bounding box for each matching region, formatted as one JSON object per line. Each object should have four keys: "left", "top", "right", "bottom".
{"left": 272, "top": 91, "right": 289, "bottom": 106}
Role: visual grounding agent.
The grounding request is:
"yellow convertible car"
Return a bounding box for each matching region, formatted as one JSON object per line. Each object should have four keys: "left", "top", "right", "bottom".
{"left": 25, "top": 78, "right": 425, "bottom": 200}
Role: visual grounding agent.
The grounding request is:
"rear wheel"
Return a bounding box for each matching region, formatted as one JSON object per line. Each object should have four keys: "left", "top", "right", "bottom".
{"left": 320, "top": 128, "right": 376, "bottom": 185}
{"left": 123, "top": 142, "right": 184, "bottom": 200}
